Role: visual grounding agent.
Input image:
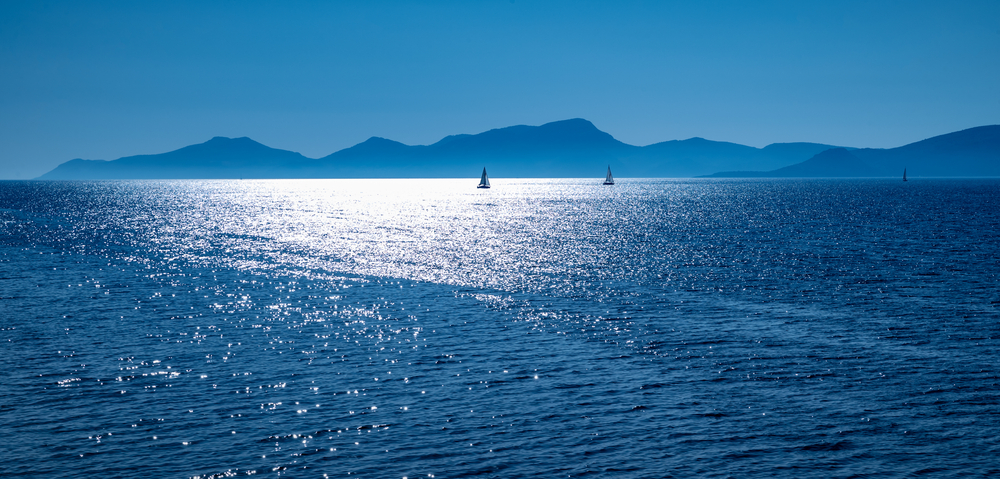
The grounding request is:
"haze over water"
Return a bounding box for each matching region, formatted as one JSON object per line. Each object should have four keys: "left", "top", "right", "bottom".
{"left": 1, "top": 178, "right": 998, "bottom": 477}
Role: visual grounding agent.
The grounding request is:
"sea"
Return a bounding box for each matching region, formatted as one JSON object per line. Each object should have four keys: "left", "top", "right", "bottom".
{"left": 1, "top": 178, "right": 998, "bottom": 478}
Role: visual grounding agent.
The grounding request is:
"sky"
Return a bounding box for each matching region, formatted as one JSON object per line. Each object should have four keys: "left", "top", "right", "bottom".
{"left": 1, "top": 0, "right": 998, "bottom": 179}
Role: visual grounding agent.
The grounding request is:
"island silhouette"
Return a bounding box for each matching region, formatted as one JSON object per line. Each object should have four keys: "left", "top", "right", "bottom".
{"left": 36, "top": 119, "right": 1000, "bottom": 180}
{"left": 703, "top": 125, "right": 1000, "bottom": 178}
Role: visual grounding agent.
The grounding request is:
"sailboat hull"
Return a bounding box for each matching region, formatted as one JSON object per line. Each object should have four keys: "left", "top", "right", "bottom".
{"left": 477, "top": 185, "right": 490, "bottom": 189}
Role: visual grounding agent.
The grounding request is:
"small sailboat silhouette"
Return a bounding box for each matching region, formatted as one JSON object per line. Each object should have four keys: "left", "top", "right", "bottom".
{"left": 477, "top": 167, "right": 491, "bottom": 189}
{"left": 903, "top": 168, "right": 907, "bottom": 182}
{"left": 603, "top": 166, "right": 614, "bottom": 185}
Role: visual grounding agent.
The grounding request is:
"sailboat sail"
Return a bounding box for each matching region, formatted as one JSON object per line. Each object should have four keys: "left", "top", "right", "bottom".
{"left": 478, "top": 167, "right": 490, "bottom": 188}
{"left": 903, "top": 168, "right": 907, "bottom": 181}
{"left": 603, "top": 166, "right": 614, "bottom": 185}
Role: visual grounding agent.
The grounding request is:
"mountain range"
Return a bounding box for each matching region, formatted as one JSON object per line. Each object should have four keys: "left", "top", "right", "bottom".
{"left": 702, "top": 125, "right": 1000, "bottom": 178}
{"left": 36, "top": 119, "right": 1000, "bottom": 180}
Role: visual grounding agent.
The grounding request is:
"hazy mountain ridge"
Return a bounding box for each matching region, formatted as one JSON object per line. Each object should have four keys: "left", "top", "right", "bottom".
{"left": 315, "top": 119, "right": 638, "bottom": 178}
{"left": 704, "top": 125, "right": 1000, "bottom": 178}
{"left": 39, "top": 136, "right": 316, "bottom": 180}
{"left": 36, "top": 120, "right": 998, "bottom": 179}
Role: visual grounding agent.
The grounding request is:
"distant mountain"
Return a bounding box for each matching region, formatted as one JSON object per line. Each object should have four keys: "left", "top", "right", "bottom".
{"left": 620, "top": 139, "right": 838, "bottom": 178}
{"left": 37, "top": 119, "right": 997, "bottom": 180}
{"left": 319, "top": 120, "right": 841, "bottom": 178}
{"left": 39, "top": 137, "right": 315, "bottom": 180}
{"left": 319, "top": 119, "right": 637, "bottom": 178}
{"left": 704, "top": 125, "right": 1000, "bottom": 178}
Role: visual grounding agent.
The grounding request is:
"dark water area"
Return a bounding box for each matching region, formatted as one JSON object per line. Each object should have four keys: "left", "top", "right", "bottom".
{"left": 1, "top": 178, "right": 998, "bottom": 478}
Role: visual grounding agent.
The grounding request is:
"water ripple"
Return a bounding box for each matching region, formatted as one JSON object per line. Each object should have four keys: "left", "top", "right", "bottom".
{"left": 1, "top": 178, "right": 998, "bottom": 478}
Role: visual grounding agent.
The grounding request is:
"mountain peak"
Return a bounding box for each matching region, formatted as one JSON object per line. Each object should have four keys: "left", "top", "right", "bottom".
{"left": 203, "top": 136, "right": 260, "bottom": 145}
{"left": 176, "top": 136, "right": 275, "bottom": 156}
{"left": 540, "top": 118, "right": 597, "bottom": 129}
{"left": 535, "top": 118, "right": 607, "bottom": 137}
{"left": 417, "top": 118, "right": 624, "bottom": 153}
{"left": 360, "top": 136, "right": 404, "bottom": 145}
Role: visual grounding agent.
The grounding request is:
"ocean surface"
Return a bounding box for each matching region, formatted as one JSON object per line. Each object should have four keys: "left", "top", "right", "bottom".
{"left": 1, "top": 178, "right": 998, "bottom": 478}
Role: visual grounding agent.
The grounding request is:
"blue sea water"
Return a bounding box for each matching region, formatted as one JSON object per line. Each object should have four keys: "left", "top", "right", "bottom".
{"left": 1, "top": 178, "right": 998, "bottom": 478}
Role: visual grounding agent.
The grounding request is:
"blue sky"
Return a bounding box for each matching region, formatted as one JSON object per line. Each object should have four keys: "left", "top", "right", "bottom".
{"left": 1, "top": 0, "right": 998, "bottom": 178}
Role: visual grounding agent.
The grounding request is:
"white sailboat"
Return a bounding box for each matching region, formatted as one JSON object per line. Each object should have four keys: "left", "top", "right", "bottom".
{"left": 477, "top": 167, "right": 491, "bottom": 189}
{"left": 603, "top": 166, "right": 614, "bottom": 185}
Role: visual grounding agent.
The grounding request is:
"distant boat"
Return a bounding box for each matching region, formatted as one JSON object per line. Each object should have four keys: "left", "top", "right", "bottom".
{"left": 603, "top": 166, "right": 614, "bottom": 185}
{"left": 903, "top": 168, "right": 907, "bottom": 182}
{"left": 477, "top": 167, "right": 491, "bottom": 189}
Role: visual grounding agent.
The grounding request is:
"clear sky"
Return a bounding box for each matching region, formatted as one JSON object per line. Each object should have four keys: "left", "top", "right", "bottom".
{"left": 2, "top": 0, "right": 998, "bottom": 179}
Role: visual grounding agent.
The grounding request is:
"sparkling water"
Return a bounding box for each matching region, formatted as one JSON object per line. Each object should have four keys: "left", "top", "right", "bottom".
{"left": 1, "top": 178, "right": 998, "bottom": 477}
